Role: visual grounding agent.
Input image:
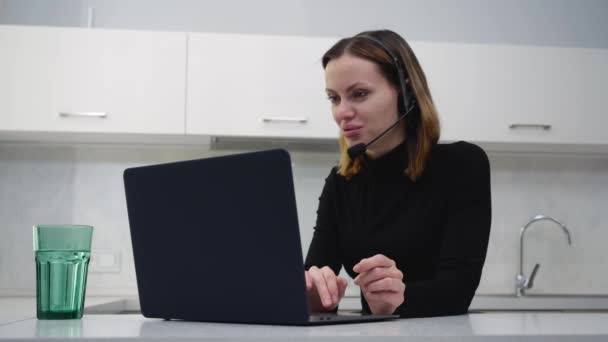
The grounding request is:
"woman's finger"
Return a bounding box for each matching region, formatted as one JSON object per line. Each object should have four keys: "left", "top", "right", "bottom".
{"left": 321, "top": 266, "right": 340, "bottom": 304}
{"left": 308, "top": 267, "right": 334, "bottom": 308}
{"left": 354, "top": 266, "right": 402, "bottom": 288}
{"left": 304, "top": 270, "right": 312, "bottom": 290}
{"left": 364, "top": 277, "right": 403, "bottom": 294}
{"left": 353, "top": 254, "right": 396, "bottom": 274}
{"left": 337, "top": 277, "right": 348, "bottom": 298}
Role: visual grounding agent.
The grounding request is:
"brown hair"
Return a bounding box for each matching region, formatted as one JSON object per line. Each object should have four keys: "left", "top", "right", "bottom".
{"left": 322, "top": 30, "right": 441, "bottom": 181}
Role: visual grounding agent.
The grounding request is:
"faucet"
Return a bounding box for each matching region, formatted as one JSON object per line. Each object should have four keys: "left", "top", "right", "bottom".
{"left": 515, "top": 215, "right": 572, "bottom": 297}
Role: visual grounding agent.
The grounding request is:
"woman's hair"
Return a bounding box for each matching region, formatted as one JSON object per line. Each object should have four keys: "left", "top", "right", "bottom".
{"left": 322, "top": 29, "right": 441, "bottom": 181}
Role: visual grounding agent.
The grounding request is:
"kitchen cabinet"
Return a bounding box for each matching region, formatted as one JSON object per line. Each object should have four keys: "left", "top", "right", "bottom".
{"left": 414, "top": 41, "right": 608, "bottom": 146}
{"left": 188, "top": 33, "right": 608, "bottom": 148}
{"left": 0, "top": 25, "right": 187, "bottom": 135}
{"left": 2, "top": 25, "right": 608, "bottom": 152}
{"left": 186, "top": 32, "right": 338, "bottom": 139}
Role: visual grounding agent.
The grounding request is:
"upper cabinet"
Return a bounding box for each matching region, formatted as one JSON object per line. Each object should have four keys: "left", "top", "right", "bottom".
{"left": 187, "top": 33, "right": 608, "bottom": 147}
{"left": 414, "top": 41, "right": 608, "bottom": 146}
{"left": 186, "top": 33, "right": 338, "bottom": 139}
{"left": 2, "top": 25, "right": 607, "bottom": 151}
{"left": 0, "top": 25, "right": 187, "bottom": 134}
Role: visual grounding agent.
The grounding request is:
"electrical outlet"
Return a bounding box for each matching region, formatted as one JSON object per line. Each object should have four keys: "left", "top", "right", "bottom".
{"left": 89, "top": 250, "right": 121, "bottom": 273}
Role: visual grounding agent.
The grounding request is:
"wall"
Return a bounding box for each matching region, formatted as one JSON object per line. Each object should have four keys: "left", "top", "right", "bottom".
{"left": 1, "top": 0, "right": 607, "bottom": 297}
{"left": 1, "top": 0, "right": 607, "bottom": 48}
{"left": 1, "top": 143, "right": 607, "bottom": 296}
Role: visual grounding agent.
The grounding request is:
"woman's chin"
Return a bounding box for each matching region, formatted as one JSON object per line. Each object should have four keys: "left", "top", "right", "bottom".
{"left": 343, "top": 136, "right": 364, "bottom": 147}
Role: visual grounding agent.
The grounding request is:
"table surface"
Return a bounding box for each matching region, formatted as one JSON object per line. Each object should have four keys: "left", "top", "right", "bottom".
{"left": 3, "top": 297, "right": 608, "bottom": 341}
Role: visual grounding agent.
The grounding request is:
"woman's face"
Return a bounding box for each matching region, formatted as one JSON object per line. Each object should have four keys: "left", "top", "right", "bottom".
{"left": 325, "top": 53, "right": 405, "bottom": 155}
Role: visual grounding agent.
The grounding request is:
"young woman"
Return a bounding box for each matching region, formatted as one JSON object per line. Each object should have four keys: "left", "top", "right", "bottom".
{"left": 304, "top": 29, "right": 492, "bottom": 318}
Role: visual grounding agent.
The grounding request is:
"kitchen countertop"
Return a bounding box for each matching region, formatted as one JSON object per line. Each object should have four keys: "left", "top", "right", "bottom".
{"left": 0, "top": 296, "right": 124, "bottom": 326}
{"left": 2, "top": 297, "right": 608, "bottom": 341}
{"left": 1, "top": 312, "right": 608, "bottom": 341}
{"left": 471, "top": 294, "right": 608, "bottom": 311}
{"left": 51, "top": 293, "right": 608, "bottom": 314}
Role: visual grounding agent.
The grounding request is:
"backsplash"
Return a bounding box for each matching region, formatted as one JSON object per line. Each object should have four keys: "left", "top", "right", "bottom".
{"left": 1, "top": 142, "right": 607, "bottom": 296}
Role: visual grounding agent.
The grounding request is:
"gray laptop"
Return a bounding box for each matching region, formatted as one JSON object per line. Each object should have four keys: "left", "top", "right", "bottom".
{"left": 123, "top": 148, "right": 398, "bottom": 325}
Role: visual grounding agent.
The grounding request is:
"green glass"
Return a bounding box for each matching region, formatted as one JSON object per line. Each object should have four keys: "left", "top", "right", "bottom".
{"left": 33, "top": 225, "right": 93, "bottom": 320}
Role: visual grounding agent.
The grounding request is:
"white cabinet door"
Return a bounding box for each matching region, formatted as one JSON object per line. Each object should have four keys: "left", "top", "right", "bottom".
{"left": 414, "top": 41, "right": 608, "bottom": 145}
{"left": 187, "top": 33, "right": 338, "bottom": 139}
{"left": 0, "top": 25, "right": 186, "bottom": 134}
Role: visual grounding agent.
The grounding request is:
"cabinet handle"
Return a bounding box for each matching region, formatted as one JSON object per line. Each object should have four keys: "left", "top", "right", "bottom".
{"left": 262, "top": 117, "right": 308, "bottom": 124}
{"left": 509, "top": 124, "right": 551, "bottom": 130}
{"left": 59, "top": 112, "right": 108, "bottom": 118}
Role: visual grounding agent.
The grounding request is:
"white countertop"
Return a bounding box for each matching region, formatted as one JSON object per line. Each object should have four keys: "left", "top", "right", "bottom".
{"left": 1, "top": 312, "right": 608, "bottom": 341}
{"left": 0, "top": 296, "right": 124, "bottom": 326}
{"left": 3, "top": 297, "right": 608, "bottom": 341}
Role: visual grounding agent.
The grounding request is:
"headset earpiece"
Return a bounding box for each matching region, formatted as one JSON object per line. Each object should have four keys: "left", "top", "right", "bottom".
{"left": 397, "top": 79, "right": 416, "bottom": 117}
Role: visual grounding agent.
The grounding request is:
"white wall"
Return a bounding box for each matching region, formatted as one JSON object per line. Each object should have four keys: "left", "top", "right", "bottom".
{"left": 1, "top": 0, "right": 607, "bottom": 297}
{"left": 1, "top": 0, "right": 607, "bottom": 48}
{"left": 0, "top": 143, "right": 337, "bottom": 296}
{"left": 1, "top": 143, "right": 607, "bottom": 296}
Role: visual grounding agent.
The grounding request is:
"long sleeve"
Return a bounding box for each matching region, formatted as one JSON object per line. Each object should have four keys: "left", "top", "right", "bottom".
{"left": 304, "top": 169, "right": 342, "bottom": 276}
{"left": 306, "top": 141, "right": 491, "bottom": 319}
{"left": 392, "top": 143, "right": 492, "bottom": 318}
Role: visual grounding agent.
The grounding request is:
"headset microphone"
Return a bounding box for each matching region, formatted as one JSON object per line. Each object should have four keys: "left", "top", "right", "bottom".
{"left": 347, "top": 103, "right": 416, "bottom": 160}
{"left": 346, "top": 35, "right": 417, "bottom": 160}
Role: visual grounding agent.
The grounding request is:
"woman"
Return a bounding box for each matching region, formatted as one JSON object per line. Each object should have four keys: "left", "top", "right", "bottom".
{"left": 304, "top": 29, "right": 492, "bottom": 318}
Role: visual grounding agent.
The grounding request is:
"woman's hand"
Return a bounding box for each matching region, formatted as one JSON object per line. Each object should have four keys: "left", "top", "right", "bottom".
{"left": 305, "top": 266, "right": 348, "bottom": 312}
{"left": 353, "top": 254, "right": 405, "bottom": 315}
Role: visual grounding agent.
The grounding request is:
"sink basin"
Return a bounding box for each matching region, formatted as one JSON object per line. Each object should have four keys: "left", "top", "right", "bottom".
{"left": 470, "top": 294, "right": 608, "bottom": 312}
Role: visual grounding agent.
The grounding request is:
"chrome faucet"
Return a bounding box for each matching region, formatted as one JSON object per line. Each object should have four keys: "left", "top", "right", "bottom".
{"left": 516, "top": 215, "right": 572, "bottom": 297}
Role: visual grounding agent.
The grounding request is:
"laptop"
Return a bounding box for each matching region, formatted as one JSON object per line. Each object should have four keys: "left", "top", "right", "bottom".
{"left": 123, "top": 148, "right": 398, "bottom": 325}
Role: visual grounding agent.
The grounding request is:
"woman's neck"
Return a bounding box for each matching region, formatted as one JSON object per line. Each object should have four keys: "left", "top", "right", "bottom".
{"left": 365, "top": 125, "right": 407, "bottom": 160}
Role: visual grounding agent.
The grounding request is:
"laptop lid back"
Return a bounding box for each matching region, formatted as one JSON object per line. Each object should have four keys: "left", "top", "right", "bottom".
{"left": 123, "top": 149, "right": 310, "bottom": 324}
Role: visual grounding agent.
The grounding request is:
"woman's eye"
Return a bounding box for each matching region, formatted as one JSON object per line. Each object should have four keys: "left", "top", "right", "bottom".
{"left": 353, "top": 90, "right": 369, "bottom": 99}
{"left": 327, "top": 95, "right": 339, "bottom": 104}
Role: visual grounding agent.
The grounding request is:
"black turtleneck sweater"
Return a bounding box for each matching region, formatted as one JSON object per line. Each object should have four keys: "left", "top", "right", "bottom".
{"left": 304, "top": 141, "right": 492, "bottom": 318}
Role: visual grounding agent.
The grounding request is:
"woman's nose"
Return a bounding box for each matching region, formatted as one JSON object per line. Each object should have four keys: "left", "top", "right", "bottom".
{"left": 334, "top": 101, "right": 355, "bottom": 120}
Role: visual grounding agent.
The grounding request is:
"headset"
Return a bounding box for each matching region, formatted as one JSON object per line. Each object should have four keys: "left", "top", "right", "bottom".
{"left": 346, "top": 34, "right": 419, "bottom": 160}
{"left": 356, "top": 34, "right": 416, "bottom": 116}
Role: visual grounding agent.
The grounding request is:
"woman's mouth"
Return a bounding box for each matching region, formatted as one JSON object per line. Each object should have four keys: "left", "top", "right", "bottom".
{"left": 343, "top": 126, "right": 363, "bottom": 138}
